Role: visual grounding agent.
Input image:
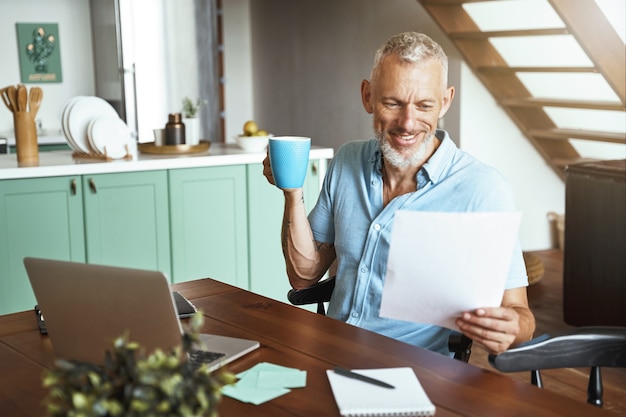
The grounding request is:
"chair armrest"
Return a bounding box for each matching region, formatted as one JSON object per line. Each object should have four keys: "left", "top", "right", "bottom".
{"left": 287, "top": 277, "right": 336, "bottom": 306}
{"left": 489, "top": 326, "right": 626, "bottom": 372}
{"left": 449, "top": 331, "right": 473, "bottom": 362}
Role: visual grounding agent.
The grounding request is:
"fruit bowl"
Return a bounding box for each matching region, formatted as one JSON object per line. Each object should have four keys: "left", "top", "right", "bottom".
{"left": 236, "top": 134, "right": 271, "bottom": 152}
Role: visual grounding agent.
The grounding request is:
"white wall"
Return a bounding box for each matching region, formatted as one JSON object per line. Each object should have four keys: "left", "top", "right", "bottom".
{"left": 0, "top": 0, "right": 94, "bottom": 135}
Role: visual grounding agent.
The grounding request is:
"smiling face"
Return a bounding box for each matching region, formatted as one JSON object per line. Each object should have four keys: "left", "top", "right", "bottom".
{"left": 361, "top": 54, "right": 454, "bottom": 170}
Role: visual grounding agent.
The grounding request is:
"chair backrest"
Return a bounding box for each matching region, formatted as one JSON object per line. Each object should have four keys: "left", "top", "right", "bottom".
{"left": 287, "top": 277, "right": 473, "bottom": 362}
{"left": 489, "top": 326, "right": 626, "bottom": 407}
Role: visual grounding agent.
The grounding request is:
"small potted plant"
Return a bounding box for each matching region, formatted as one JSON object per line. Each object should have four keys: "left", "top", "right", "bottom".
{"left": 181, "top": 97, "right": 207, "bottom": 146}
{"left": 182, "top": 97, "right": 207, "bottom": 119}
{"left": 42, "top": 312, "right": 235, "bottom": 417}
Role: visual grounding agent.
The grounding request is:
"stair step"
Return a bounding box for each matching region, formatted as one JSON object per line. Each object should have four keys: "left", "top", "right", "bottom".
{"left": 479, "top": 66, "right": 597, "bottom": 74}
{"left": 530, "top": 129, "right": 626, "bottom": 144}
{"left": 417, "top": 0, "right": 625, "bottom": 182}
{"left": 449, "top": 28, "right": 569, "bottom": 40}
{"left": 501, "top": 98, "right": 625, "bottom": 111}
{"left": 420, "top": 0, "right": 508, "bottom": 4}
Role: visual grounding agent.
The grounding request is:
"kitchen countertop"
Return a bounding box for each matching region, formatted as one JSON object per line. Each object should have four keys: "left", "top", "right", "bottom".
{"left": 0, "top": 142, "right": 334, "bottom": 180}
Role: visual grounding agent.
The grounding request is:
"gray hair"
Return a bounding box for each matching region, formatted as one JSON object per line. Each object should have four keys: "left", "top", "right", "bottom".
{"left": 371, "top": 32, "right": 449, "bottom": 85}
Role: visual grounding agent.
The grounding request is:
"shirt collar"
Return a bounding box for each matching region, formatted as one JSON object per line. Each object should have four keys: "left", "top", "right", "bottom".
{"left": 422, "top": 129, "right": 455, "bottom": 184}
{"left": 371, "top": 143, "right": 384, "bottom": 175}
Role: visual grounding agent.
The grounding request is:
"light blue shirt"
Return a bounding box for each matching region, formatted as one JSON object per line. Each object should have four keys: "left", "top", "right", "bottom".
{"left": 308, "top": 130, "right": 528, "bottom": 355}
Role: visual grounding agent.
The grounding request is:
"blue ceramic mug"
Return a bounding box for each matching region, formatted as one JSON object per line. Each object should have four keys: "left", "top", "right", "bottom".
{"left": 268, "top": 136, "right": 311, "bottom": 189}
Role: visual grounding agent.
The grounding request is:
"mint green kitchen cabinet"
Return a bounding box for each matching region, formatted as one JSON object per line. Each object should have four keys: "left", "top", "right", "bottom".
{"left": 0, "top": 176, "right": 86, "bottom": 315}
{"left": 168, "top": 165, "right": 249, "bottom": 288}
{"left": 0, "top": 149, "right": 331, "bottom": 315}
{"left": 0, "top": 170, "right": 170, "bottom": 315}
{"left": 246, "top": 160, "right": 322, "bottom": 302}
{"left": 82, "top": 170, "right": 171, "bottom": 275}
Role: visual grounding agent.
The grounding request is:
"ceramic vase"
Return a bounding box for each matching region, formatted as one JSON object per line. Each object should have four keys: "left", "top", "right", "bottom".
{"left": 183, "top": 117, "right": 200, "bottom": 146}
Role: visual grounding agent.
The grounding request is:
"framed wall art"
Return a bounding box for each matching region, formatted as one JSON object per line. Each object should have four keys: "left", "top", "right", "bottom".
{"left": 15, "top": 23, "right": 63, "bottom": 83}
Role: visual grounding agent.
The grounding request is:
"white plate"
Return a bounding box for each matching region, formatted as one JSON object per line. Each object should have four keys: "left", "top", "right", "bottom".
{"left": 61, "top": 96, "right": 84, "bottom": 152}
{"left": 88, "top": 115, "right": 132, "bottom": 159}
{"left": 86, "top": 118, "right": 103, "bottom": 156}
{"left": 66, "top": 96, "right": 119, "bottom": 154}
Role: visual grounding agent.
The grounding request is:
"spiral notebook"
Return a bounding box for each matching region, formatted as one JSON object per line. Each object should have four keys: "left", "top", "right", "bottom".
{"left": 326, "top": 367, "right": 435, "bottom": 417}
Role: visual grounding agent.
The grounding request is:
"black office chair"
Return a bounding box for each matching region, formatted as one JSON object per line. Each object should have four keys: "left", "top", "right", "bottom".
{"left": 488, "top": 327, "right": 626, "bottom": 407}
{"left": 287, "top": 277, "right": 473, "bottom": 363}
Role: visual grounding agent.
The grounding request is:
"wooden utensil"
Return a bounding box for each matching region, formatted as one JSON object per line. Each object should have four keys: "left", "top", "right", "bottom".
{"left": 7, "top": 85, "right": 18, "bottom": 113}
{"left": 17, "top": 84, "right": 28, "bottom": 112}
{"left": 0, "top": 86, "right": 14, "bottom": 112}
{"left": 29, "top": 87, "right": 43, "bottom": 117}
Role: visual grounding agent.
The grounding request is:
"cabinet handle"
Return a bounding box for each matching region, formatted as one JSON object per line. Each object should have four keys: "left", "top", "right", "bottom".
{"left": 311, "top": 162, "right": 318, "bottom": 175}
{"left": 89, "top": 178, "right": 97, "bottom": 193}
{"left": 70, "top": 179, "right": 77, "bottom": 195}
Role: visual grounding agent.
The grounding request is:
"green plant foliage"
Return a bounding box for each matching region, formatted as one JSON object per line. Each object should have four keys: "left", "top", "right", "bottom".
{"left": 181, "top": 97, "right": 208, "bottom": 118}
{"left": 42, "top": 312, "right": 236, "bottom": 417}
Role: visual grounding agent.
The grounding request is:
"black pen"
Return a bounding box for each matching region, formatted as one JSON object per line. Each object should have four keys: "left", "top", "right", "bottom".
{"left": 333, "top": 367, "right": 395, "bottom": 389}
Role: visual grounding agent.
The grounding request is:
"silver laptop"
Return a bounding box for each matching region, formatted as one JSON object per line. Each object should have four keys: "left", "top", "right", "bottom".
{"left": 24, "top": 257, "right": 259, "bottom": 371}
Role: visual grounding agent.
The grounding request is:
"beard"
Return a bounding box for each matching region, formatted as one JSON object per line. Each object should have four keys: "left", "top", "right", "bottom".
{"left": 377, "top": 129, "right": 435, "bottom": 170}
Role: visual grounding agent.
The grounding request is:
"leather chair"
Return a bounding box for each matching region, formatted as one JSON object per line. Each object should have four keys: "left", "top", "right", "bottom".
{"left": 287, "top": 277, "right": 473, "bottom": 363}
{"left": 488, "top": 326, "right": 626, "bottom": 407}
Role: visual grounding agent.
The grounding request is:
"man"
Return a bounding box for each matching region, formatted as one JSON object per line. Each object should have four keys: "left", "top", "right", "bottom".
{"left": 263, "top": 31, "right": 535, "bottom": 356}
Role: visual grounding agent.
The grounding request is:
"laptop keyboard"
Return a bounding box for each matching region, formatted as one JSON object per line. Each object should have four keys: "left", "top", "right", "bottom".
{"left": 189, "top": 349, "right": 226, "bottom": 369}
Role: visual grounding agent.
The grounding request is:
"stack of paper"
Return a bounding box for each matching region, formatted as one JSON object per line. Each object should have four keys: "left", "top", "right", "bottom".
{"left": 327, "top": 367, "right": 435, "bottom": 417}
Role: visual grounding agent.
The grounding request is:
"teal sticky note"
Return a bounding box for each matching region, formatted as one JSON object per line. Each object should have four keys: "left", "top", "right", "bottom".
{"left": 241, "top": 362, "right": 296, "bottom": 374}
{"left": 258, "top": 370, "right": 307, "bottom": 389}
{"left": 222, "top": 385, "right": 290, "bottom": 406}
{"left": 234, "top": 370, "right": 260, "bottom": 388}
{"left": 223, "top": 362, "right": 307, "bottom": 405}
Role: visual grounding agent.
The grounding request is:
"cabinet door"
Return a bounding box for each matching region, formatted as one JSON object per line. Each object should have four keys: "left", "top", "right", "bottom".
{"left": 169, "top": 165, "right": 249, "bottom": 287}
{"left": 82, "top": 170, "right": 171, "bottom": 276}
{"left": 0, "top": 176, "right": 85, "bottom": 314}
{"left": 247, "top": 160, "right": 322, "bottom": 301}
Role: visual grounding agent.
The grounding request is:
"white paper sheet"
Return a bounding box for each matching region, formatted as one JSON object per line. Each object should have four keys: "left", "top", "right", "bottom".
{"left": 379, "top": 211, "right": 522, "bottom": 330}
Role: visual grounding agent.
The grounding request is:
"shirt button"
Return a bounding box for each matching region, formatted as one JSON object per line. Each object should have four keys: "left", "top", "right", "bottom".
{"left": 374, "top": 224, "right": 381, "bottom": 231}
{"left": 351, "top": 312, "right": 359, "bottom": 318}
{"left": 360, "top": 267, "right": 367, "bottom": 273}
{"left": 372, "top": 180, "right": 379, "bottom": 186}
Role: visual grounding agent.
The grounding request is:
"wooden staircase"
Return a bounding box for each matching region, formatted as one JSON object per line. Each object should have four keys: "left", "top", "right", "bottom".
{"left": 418, "top": 0, "right": 626, "bottom": 180}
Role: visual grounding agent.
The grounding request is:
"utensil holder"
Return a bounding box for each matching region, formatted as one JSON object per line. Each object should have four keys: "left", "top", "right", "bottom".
{"left": 13, "top": 111, "right": 38, "bottom": 167}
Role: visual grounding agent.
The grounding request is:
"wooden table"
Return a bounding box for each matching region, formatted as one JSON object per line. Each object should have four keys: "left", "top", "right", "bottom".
{"left": 0, "top": 278, "right": 616, "bottom": 416}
